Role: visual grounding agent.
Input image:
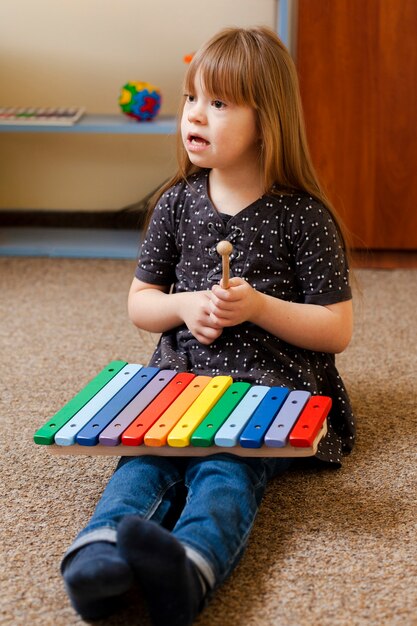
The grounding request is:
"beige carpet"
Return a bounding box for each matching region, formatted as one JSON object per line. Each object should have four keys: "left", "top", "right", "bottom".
{"left": 0, "top": 257, "right": 416, "bottom": 626}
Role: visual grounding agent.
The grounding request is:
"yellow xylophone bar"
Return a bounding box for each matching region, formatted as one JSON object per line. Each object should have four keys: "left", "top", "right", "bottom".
{"left": 34, "top": 362, "right": 331, "bottom": 458}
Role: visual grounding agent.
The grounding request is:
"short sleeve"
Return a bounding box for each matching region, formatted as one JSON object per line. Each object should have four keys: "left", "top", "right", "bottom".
{"left": 135, "top": 189, "right": 179, "bottom": 286}
{"left": 290, "top": 200, "right": 352, "bottom": 305}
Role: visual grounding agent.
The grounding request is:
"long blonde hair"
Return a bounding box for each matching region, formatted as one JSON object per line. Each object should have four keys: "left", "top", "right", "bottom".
{"left": 147, "top": 26, "right": 349, "bottom": 250}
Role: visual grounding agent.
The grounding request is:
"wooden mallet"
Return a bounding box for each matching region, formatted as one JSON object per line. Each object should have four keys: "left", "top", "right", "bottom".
{"left": 216, "top": 240, "right": 233, "bottom": 288}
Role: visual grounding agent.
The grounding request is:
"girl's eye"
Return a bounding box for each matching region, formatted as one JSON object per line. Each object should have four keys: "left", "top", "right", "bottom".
{"left": 184, "top": 94, "right": 195, "bottom": 103}
{"left": 212, "top": 100, "right": 226, "bottom": 109}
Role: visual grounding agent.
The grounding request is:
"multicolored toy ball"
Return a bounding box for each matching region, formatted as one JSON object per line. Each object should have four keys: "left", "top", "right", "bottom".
{"left": 119, "top": 81, "right": 161, "bottom": 121}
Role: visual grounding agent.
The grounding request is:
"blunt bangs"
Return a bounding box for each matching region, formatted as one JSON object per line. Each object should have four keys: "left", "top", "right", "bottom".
{"left": 184, "top": 32, "right": 258, "bottom": 108}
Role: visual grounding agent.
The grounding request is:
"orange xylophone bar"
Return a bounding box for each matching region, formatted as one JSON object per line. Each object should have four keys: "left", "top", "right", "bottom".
{"left": 33, "top": 362, "right": 331, "bottom": 458}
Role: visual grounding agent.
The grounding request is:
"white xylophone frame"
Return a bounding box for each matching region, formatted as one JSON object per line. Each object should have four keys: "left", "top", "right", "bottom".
{"left": 46, "top": 422, "right": 327, "bottom": 458}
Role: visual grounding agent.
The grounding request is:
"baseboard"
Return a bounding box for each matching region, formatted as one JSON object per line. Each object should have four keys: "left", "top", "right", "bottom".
{"left": 352, "top": 249, "right": 417, "bottom": 269}
{"left": 0, "top": 209, "right": 145, "bottom": 230}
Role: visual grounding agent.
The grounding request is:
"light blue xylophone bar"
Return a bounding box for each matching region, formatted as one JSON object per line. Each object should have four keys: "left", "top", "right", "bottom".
{"left": 54, "top": 364, "right": 143, "bottom": 446}
{"left": 264, "top": 390, "right": 311, "bottom": 447}
{"left": 75, "top": 367, "right": 164, "bottom": 446}
{"left": 214, "top": 385, "right": 270, "bottom": 447}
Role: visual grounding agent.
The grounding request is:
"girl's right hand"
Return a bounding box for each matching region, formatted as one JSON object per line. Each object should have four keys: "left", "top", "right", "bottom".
{"left": 128, "top": 279, "right": 222, "bottom": 345}
{"left": 180, "top": 291, "right": 223, "bottom": 345}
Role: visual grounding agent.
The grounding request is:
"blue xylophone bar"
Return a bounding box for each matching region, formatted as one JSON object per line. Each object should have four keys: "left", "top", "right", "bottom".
{"left": 75, "top": 367, "right": 163, "bottom": 446}
{"left": 240, "top": 387, "right": 289, "bottom": 448}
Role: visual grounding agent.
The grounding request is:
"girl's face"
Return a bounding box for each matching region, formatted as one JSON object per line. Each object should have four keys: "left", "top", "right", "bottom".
{"left": 181, "top": 70, "right": 260, "bottom": 174}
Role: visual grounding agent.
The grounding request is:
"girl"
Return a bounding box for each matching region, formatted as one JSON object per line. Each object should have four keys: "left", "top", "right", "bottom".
{"left": 61, "top": 26, "right": 355, "bottom": 626}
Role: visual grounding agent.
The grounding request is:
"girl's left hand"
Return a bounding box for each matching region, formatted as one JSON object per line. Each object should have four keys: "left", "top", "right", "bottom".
{"left": 208, "top": 277, "right": 260, "bottom": 327}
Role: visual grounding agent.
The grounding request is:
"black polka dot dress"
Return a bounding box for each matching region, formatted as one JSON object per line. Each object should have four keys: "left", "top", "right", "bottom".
{"left": 135, "top": 171, "right": 355, "bottom": 464}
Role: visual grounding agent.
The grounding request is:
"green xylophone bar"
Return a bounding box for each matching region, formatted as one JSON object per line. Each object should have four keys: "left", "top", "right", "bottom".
{"left": 33, "top": 360, "right": 127, "bottom": 444}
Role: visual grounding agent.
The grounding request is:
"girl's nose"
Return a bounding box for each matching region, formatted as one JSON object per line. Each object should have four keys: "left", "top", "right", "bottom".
{"left": 188, "top": 102, "right": 207, "bottom": 124}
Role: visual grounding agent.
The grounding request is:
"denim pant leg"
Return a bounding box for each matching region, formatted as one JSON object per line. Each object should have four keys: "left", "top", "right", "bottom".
{"left": 62, "top": 455, "right": 185, "bottom": 562}
{"left": 172, "top": 454, "right": 292, "bottom": 589}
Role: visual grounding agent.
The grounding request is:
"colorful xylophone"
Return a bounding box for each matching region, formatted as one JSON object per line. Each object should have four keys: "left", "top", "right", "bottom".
{"left": 34, "top": 361, "right": 331, "bottom": 458}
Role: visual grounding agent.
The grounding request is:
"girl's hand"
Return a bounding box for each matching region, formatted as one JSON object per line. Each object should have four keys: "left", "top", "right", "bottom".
{"left": 128, "top": 277, "right": 352, "bottom": 353}
{"left": 208, "top": 277, "right": 260, "bottom": 327}
{"left": 180, "top": 291, "right": 224, "bottom": 345}
{"left": 128, "top": 279, "right": 222, "bottom": 345}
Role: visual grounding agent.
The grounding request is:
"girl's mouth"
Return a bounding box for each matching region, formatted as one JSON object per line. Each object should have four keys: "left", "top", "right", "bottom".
{"left": 187, "top": 133, "right": 210, "bottom": 147}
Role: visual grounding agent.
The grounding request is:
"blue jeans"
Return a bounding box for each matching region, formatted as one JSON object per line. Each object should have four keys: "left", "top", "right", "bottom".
{"left": 62, "top": 454, "right": 292, "bottom": 590}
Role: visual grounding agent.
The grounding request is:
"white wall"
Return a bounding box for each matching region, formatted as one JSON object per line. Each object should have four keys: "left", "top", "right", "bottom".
{"left": 0, "top": 0, "right": 276, "bottom": 211}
